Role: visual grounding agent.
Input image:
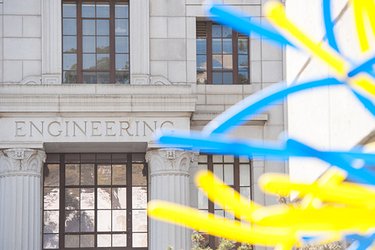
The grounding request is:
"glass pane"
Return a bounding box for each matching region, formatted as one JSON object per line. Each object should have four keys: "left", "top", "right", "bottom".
{"left": 83, "top": 54, "right": 96, "bottom": 70}
{"left": 223, "top": 164, "right": 234, "bottom": 185}
{"left": 82, "top": 20, "right": 95, "bottom": 35}
{"left": 97, "top": 210, "right": 111, "bottom": 232}
{"left": 82, "top": 2, "right": 95, "bottom": 18}
{"left": 132, "top": 187, "right": 147, "bottom": 209}
{"left": 222, "top": 26, "right": 232, "bottom": 38}
{"left": 213, "top": 164, "right": 224, "bottom": 180}
{"left": 240, "top": 187, "right": 251, "bottom": 200}
{"left": 116, "top": 54, "right": 129, "bottom": 71}
{"left": 133, "top": 233, "right": 148, "bottom": 247}
{"left": 239, "top": 164, "right": 250, "bottom": 186}
{"left": 63, "top": 3, "right": 76, "bottom": 18}
{"left": 197, "top": 69, "right": 207, "bottom": 84}
{"left": 83, "top": 72, "right": 97, "bottom": 84}
{"left": 65, "top": 164, "right": 79, "bottom": 185}
{"left": 212, "top": 55, "right": 222, "bottom": 69}
{"left": 98, "top": 187, "right": 111, "bottom": 209}
{"left": 223, "top": 39, "right": 232, "bottom": 54}
{"left": 112, "top": 165, "right": 126, "bottom": 185}
{"left": 97, "top": 72, "right": 110, "bottom": 84}
{"left": 43, "top": 234, "right": 59, "bottom": 249}
{"left": 63, "top": 54, "right": 77, "bottom": 70}
{"left": 115, "top": 4, "right": 128, "bottom": 18}
{"left": 98, "top": 234, "right": 111, "bottom": 247}
{"left": 97, "top": 36, "right": 110, "bottom": 53}
{"left": 196, "top": 38, "right": 206, "bottom": 54}
{"left": 65, "top": 188, "right": 80, "bottom": 210}
{"left": 223, "top": 55, "right": 233, "bottom": 69}
{"left": 112, "top": 188, "right": 127, "bottom": 209}
{"left": 113, "top": 210, "right": 127, "bottom": 231}
{"left": 83, "top": 36, "right": 95, "bottom": 53}
{"left": 238, "top": 39, "right": 248, "bottom": 54}
{"left": 223, "top": 72, "right": 233, "bottom": 84}
{"left": 97, "top": 3, "right": 110, "bottom": 18}
{"left": 63, "top": 71, "right": 77, "bottom": 83}
{"left": 132, "top": 164, "right": 147, "bottom": 186}
{"left": 212, "top": 39, "right": 222, "bottom": 53}
{"left": 116, "top": 71, "right": 129, "bottom": 84}
{"left": 132, "top": 210, "right": 147, "bottom": 232}
{"left": 197, "top": 55, "right": 207, "bottom": 70}
{"left": 113, "top": 234, "right": 127, "bottom": 247}
{"left": 198, "top": 189, "right": 208, "bottom": 209}
{"left": 65, "top": 210, "right": 79, "bottom": 232}
{"left": 239, "top": 55, "right": 249, "bottom": 69}
{"left": 81, "top": 164, "right": 94, "bottom": 185}
{"left": 44, "top": 211, "right": 59, "bottom": 233}
{"left": 97, "top": 20, "right": 110, "bottom": 35}
{"left": 97, "top": 54, "right": 110, "bottom": 70}
{"left": 238, "top": 70, "right": 249, "bottom": 84}
{"left": 116, "top": 37, "right": 128, "bottom": 53}
{"left": 81, "top": 188, "right": 94, "bottom": 209}
{"left": 212, "top": 72, "right": 222, "bottom": 84}
{"left": 65, "top": 235, "right": 79, "bottom": 248}
{"left": 63, "top": 36, "right": 77, "bottom": 53}
{"left": 80, "top": 235, "right": 94, "bottom": 248}
{"left": 98, "top": 165, "right": 111, "bottom": 185}
{"left": 44, "top": 164, "right": 59, "bottom": 186}
{"left": 63, "top": 19, "right": 76, "bottom": 35}
{"left": 213, "top": 155, "right": 223, "bottom": 162}
{"left": 81, "top": 210, "right": 95, "bottom": 232}
{"left": 115, "top": 19, "right": 128, "bottom": 36}
{"left": 212, "top": 25, "right": 221, "bottom": 37}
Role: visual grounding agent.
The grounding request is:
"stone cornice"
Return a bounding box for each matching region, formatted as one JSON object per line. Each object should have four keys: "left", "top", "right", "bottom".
{"left": 0, "top": 84, "right": 197, "bottom": 113}
{"left": 146, "top": 149, "right": 198, "bottom": 176}
{"left": 0, "top": 149, "right": 46, "bottom": 177}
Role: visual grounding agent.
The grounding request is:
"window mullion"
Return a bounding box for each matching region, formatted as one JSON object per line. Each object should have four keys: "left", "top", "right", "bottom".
{"left": 207, "top": 22, "right": 213, "bottom": 84}
{"left": 233, "top": 31, "right": 239, "bottom": 84}
{"left": 77, "top": 0, "right": 83, "bottom": 83}
{"left": 109, "top": 0, "right": 116, "bottom": 83}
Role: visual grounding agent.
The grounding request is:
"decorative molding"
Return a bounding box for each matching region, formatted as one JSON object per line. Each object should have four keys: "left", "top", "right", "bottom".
{"left": 146, "top": 149, "right": 197, "bottom": 176}
{"left": 0, "top": 148, "right": 46, "bottom": 177}
{"left": 150, "top": 75, "right": 172, "bottom": 85}
{"left": 42, "top": 74, "right": 61, "bottom": 84}
{"left": 20, "top": 76, "right": 42, "bottom": 85}
{"left": 132, "top": 74, "right": 150, "bottom": 85}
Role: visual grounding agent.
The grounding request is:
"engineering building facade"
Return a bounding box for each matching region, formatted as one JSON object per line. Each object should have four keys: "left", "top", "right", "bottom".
{"left": 0, "top": 0, "right": 286, "bottom": 249}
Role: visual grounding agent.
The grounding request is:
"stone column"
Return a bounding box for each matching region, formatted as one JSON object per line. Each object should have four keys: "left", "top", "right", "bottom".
{"left": 146, "top": 149, "right": 196, "bottom": 250}
{"left": 0, "top": 148, "right": 46, "bottom": 250}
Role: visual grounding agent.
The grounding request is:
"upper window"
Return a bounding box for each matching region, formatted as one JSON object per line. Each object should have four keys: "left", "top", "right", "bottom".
{"left": 62, "top": 0, "right": 129, "bottom": 84}
{"left": 196, "top": 22, "right": 250, "bottom": 84}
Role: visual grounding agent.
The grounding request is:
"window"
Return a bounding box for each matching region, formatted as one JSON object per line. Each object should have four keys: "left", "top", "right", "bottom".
{"left": 197, "top": 154, "right": 252, "bottom": 248}
{"left": 62, "top": 1, "right": 129, "bottom": 84}
{"left": 43, "top": 153, "right": 148, "bottom": 249}
{"left": 196, "top": 22, "right": 250, "bottom": 84}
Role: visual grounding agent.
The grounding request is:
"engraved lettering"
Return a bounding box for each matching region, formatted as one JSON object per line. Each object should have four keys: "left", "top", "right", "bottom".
{"left": 47, "top": 121, "right": 62, "bottom": 137}
{"left": 119, "top": 121, "right": 133, "bottom": 136}
{"left": 105, "top": 121, "right": 116, "bottom": 136}
{"left": 73, "top": 121, "right": 87, "bottom": 136}
{"left": 160, "top": 121, "right": 174, "bottom": 129}
{"left": 91, "top": 121, "right": 102, "bottom": 136}
{"left": 143, "top": 121, "right": 155, "bottom": 136}
{"left": 15, "top": 121, "right": 26, "bottom": 137}
{"left": 30, "top": 121, "right": 44, "bottom": 136}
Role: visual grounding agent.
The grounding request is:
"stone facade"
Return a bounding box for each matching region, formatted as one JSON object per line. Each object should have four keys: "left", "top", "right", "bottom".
{"left": 0, "top": 0, "right": 286, "bottom": 249}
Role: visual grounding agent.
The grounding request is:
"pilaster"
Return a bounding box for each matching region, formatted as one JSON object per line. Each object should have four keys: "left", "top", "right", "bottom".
{"left": 0, "top": 148, "right": 46, "bottom": 250}
{"left": 146, "top": 148, "right": 197, "bottom": 250}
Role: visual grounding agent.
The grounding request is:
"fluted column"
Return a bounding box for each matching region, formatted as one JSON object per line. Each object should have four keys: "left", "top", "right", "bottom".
{"left": 146, "top": 149, "right": 197, "bottom": 250}
{"left": 0, "top": 148, "right": 46, "bottom": 250}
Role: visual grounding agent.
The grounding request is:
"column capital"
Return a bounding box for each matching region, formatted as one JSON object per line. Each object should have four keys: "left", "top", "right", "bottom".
{"left": 146, "top": 148, "right": 198, "bottom": 177}
{"left": 0, "top": 148, "right": 46, "bottom": 177}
